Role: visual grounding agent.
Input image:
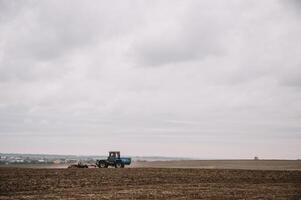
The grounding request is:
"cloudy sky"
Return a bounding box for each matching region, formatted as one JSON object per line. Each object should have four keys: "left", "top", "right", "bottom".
{"left": 0, "top": 0, "right": 300, "bottom": 158}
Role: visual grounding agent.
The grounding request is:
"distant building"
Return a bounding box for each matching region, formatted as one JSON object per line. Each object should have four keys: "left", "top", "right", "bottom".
{"left": 53, "top": 159, "right": 66, "bottom": 164}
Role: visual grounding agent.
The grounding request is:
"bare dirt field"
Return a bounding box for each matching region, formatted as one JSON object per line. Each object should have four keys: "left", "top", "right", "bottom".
{"left": 132, "top": 159, "right": 301, "bottom": 170}
{"left": 1, "top": 167, "right": 301, "bottom": 199}
{"left": 2, "top": 160, "right": 301, "bottom": 171}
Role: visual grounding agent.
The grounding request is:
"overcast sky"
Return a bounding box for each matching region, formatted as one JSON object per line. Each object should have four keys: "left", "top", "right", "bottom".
{"left": 0, "top": 0, "right": 300, "bottom": 158}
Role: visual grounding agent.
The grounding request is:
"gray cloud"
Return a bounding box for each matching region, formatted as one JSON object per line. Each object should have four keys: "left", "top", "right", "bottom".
{"left": 132, "top": 2, "right": 230, "bottom": 66}
{"left": 282, "top": 0, "right": 301, "bottom": 13}
{"left": 0, "top": 0, "right": 144, "bottom": 81}
{"left": 0, "top": 0, "right": 300, "bottom": 158}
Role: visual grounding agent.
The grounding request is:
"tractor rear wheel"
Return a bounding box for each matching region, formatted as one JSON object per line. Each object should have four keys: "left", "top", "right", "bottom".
{"left": 99, "top": 162, "right": 107, "bottom": 168}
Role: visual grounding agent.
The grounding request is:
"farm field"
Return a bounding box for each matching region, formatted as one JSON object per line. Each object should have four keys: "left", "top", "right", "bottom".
{"left": 132, "top": 159, "right": 301, "bottom": 170}
{"left": 1, "top": 167, "right": 301, "bottom": 199}
{"left": 2, "top": 159, "right": 301, "bottom": 171}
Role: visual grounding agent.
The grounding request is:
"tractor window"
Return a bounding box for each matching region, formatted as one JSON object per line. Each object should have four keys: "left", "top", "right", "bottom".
{"left": 109, "top": 152, "right": 120, "bottom": 158}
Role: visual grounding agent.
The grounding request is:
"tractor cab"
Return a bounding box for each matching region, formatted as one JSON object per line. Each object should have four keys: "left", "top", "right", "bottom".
{"left": 108, "top": 151, "right": 120, "bottom": 162}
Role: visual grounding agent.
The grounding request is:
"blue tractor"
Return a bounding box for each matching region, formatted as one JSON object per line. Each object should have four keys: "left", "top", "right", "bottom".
{"left": 96, "top": 151, "right": 131, "bottom": 168}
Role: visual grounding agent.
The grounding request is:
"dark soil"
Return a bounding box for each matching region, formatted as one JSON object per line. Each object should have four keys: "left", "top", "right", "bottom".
{"left": 1, "top": 168, "right": 301, "bottom": 199}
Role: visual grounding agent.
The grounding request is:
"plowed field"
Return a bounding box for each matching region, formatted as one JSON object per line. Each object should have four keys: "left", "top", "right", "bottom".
{"left": 1, "top": 168, "right": 301, "bottom": 199}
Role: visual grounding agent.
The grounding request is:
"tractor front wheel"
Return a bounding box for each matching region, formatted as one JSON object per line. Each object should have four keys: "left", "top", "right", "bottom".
{"left": 115, "top": 162, "right": 123, "bottom": 168}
